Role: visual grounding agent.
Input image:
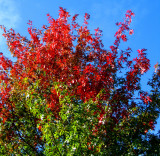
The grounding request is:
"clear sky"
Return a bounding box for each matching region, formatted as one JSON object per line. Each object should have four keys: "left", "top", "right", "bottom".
{"left": 0, "top": 0, "right": 160, "bottom": 133}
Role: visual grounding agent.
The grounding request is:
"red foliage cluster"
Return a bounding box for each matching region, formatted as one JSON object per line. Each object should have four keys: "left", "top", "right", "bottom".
{"left": 0, "top": 8, "right": 152, "bottom": 134}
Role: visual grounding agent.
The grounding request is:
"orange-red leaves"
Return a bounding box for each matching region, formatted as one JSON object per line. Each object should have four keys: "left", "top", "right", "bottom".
{"left": 59, "top": 7, "right": 70, "bottom": 21}
{"left": 72, "top": 14, "right": 79, "bottom": 22}
{"left": 140, "top": 92, "right": 152, "bottom": 104}
{"left": 129, "top": 29, "right": 134, "bottom": 35}
{"left": 84, "top": 13, "right": 90, "bottom": 25}
{"left": 121, "top": 34, "right": 127, "bottom": 42}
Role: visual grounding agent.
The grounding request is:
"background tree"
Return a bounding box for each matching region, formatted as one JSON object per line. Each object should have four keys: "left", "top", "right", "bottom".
{"left": 0, "top": 7, "right": 160, "bottom": 155}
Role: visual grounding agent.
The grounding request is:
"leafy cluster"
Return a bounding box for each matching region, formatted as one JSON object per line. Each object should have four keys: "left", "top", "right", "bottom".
{"left": 0, "top": 7, "right": 160, "bottom": 155}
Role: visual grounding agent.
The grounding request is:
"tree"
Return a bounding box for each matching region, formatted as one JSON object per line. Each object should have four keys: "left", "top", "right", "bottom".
{"left": 0, "top": 7, "right": 160, "bottom": 155}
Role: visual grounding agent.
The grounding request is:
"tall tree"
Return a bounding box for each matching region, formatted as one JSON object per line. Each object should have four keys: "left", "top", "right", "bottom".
{"left": 0, "top": 7, "right": 159, "bottom": 155}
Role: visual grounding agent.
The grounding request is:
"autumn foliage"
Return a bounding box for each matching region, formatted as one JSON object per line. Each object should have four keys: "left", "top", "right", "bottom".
{"left": 0, "top": 7, "right": 160, "bottom": 155}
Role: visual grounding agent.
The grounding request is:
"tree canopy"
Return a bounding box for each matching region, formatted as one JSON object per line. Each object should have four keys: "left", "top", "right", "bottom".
{"left": 0, "top": 7, "right": 160, "bottom": 155}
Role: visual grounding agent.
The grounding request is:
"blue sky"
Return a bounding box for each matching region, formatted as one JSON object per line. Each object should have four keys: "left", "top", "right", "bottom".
{"left": 0, "top": 0, "right": 160, "bottom": 133}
